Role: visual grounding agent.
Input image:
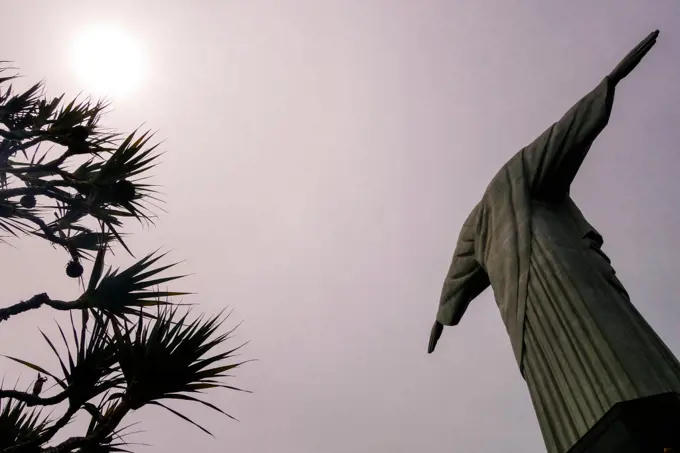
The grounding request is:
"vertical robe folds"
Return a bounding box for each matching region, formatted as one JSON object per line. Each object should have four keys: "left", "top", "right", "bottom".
{"left": 435, "top": 77, "right": 680, "bottom": 452}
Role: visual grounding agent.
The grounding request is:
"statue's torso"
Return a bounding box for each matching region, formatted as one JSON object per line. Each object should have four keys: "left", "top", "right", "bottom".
{"left": 530, "top": 196, "right": 629, "bottom": 301}
{"left": 522, "top": 197, "right": 680, "bottom": 453}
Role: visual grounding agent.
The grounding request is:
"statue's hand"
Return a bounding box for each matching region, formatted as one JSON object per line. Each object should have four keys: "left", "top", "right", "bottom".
{"left": 428, "top": 321, "right": 443, "bottom": 354}
{"left": 609, "top": 30, "right": 659, "bottom": 85}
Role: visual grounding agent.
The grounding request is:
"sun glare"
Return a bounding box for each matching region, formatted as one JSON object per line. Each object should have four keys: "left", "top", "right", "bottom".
{"left": 71, "top": 24, "right": 145, "bottom": 98}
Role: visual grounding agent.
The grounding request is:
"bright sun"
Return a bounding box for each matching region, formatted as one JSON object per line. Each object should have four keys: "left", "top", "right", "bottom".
{"left": 71, "top": 24, "right": 145, "bottom": 98}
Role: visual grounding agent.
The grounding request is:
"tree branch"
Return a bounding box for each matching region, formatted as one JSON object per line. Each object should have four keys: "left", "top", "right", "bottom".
{"left": 0, "top": 293, "right": 73, "bottom": 323}
{"left": 4, "top": 152, "right": 70, "bottom": 174}
{"left": 13, "top": 212, "right": 71, "bottom": 247}
{"left": 0, "top": 136, "right": 44, "bottom": 154}
{"left": 0, "top": 389, "right": 67, "bottom": 406}
{"left": 0, "top": 186, "right": 44, "bottom": 199}
{"left": 39, "top": 406, "right": 79, "bottom": 448}
{"left": 40, "top": 400, "right": 132, "bottom": 453}
{"left": 0, "top": 180, "right": 71, "bottom": 200}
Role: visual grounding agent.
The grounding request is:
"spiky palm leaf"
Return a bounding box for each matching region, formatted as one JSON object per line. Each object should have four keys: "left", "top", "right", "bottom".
{"left": 79, "top": 398, "right": 143, "bottom": 453}
{"left": 4, "top": 313, "right": 123, "bottom": 413}
{"left": 78, "top": 438, "right": 133, "bottom": 453}
{"left": 96, "top": 131, "right": 161, "bottom": 185}
{"left": 0, "top": 67, "right": 138, "bottom": 249}
{"left": 48, "top": 96, "right": 101, "bottom": 137}
{"left": 79, "top": 245, "right": 188, "bottom": 320}
{"left": 0, "top": 62, "right": 251, "bottom": 450}
{"left": 0, "top": 64, "right": 161, "bottom": 259}
{"left": 75, "top": 130, "right": 163, "bottom": 224}
{"left": 0, "top": 81, "right": 43, "bottom": 127}
{"left": 111, "top": 307, "right": 249, "bottom": 435}
{"left": 53, "top": 134, "right": 163, "bottom": 254}
{"left": 49, "top": 197, "right": 132, "bottom": 254}
{"left": 33, "top": 227, "right": 116, "bottom": 261}
{"left": 64, "top": 231, "right": 117, "bottom": 260}
{"left": 78, "top": 431, "right": 135, "bottom": 453}
{"left": 0, "top": 397, "right": 50, "bottom": 450}
{"left": 0, "top": 201, "right": 35, "bottom": 237}
{"left": 48, "top": 199, "right": 88, "bottom": 230}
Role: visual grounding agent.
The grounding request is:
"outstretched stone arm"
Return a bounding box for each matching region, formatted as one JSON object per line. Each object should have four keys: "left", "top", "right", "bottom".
{"left": 521, "top": 77, "right": 615, "bottom": 202}
{"left": 436, "top": 231, "right": 490, "bottom": 327}
{"left": 429, "top": 206, "right": 490, "bottom": 353}
{"left": 429, "top": 221, "right": 489, "bottom": 352}
{"left": 521, "top": 30, "right": 658, "bottom": 202}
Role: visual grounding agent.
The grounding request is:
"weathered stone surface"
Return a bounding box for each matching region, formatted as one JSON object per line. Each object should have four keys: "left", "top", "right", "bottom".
{"left": 427, "top": 30, "right": 680, "bottom": 453}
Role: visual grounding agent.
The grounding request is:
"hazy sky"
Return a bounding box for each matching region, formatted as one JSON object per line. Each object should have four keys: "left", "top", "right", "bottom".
{"left": 1, "top": 1, "right": 680, "bottom": 452}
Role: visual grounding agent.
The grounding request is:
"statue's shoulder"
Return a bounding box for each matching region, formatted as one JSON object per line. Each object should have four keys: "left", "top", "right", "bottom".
{"left": 483, "top": 153, "right": 523, "bottom": 199}
{"left": 463, "top": 202, "right": 483, "bottom": 227}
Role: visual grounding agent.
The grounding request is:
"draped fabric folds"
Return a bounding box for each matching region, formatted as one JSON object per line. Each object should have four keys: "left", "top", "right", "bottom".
{"left": 434, "top": 77, "right": 680, "bottom": 452}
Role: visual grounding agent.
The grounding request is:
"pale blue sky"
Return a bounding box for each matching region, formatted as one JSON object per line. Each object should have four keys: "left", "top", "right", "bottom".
{"left": 1, "top": 1, "right": 680, "bottom": 452}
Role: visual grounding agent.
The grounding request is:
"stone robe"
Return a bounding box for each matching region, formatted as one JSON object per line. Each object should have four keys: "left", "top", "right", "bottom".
{"left": 436, "top": 77, "right": 680, "bottom": 453}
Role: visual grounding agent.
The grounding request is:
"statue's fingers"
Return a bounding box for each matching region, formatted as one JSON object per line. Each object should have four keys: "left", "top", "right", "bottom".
{"left": 641, "top": 30, "right": 659, "bottom": 46}
{"left": 633, "top": 39, "right": 656, "bottom": 58}
{"left": 630, "top": 36, "right": 657, "bottom": 64}
{"left": 635, "top": 31, "right": 658, "bottom": 54}
{"left": 638, "top": 39, "right": 658, "bottom": 60}
{"left": 428, "top": 322, "right": 443, "bottom": 353}
{"left": 643, "top": 31, "right": 659, "bottom": 50}
{"left": 428, "top": 328, "right": 438, "bottom": 353}
{"left": 644, "top": 35, "right": 658, "bottom": 50}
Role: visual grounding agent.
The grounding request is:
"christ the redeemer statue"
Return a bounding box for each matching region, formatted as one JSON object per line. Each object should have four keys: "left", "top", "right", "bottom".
{"left": 427, "top": 30, "right": 680, "bottom": 453}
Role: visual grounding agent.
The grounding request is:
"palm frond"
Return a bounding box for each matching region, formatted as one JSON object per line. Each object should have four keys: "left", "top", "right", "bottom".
{"left": 1, "top": 356, "right": 65, "bottom": 391}
{"left": 81, "top": 398, "right": 144, "bottom": 453}
{"left": 80, "top": 420, "right": 141, "bottom": 453}
{"left": 81, "top": 247, "right": 189, "bottom": 320}
{"left": 4, "top": 314, "right": 122, "bottom": 411}
{"left": 54, "top": 314, "right": 123, "bottom": 409}
{"left": 0, "top": 65, "right": 164, "bottom": 262}
{"left": 97, "top": 130, "right": 161, "bottom": 183}
{"left": 46, "top": 95, "right": 107, "bottom": 140}
{"left": 0, "top": 81, "right": 43, "bottom": 127}
{"left": 76, "top": 130, "right": 164, "bottom": 224}
{"left": 111, "top": 307, "right": 249, "bottom": 434}
{"left": 0, "top": 201, "right": 35, "bottom": 237}
{"left": 66, "top": 231, "right": 117, "bottom": 260}
{"left": 0, "top": 397, "right": 50, "bottom": 449}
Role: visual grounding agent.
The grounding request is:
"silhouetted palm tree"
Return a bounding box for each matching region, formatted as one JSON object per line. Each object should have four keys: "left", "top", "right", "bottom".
{"left": 0, "top": 63, "right": 250, "bottom": 453}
